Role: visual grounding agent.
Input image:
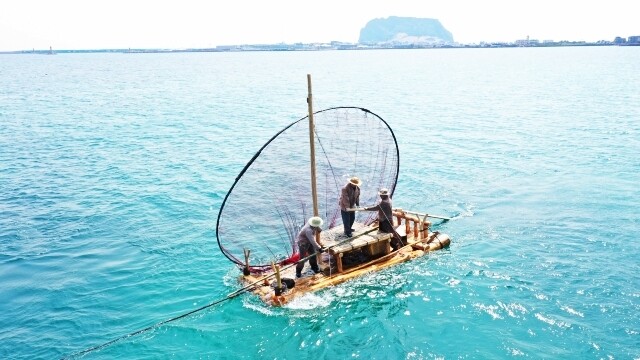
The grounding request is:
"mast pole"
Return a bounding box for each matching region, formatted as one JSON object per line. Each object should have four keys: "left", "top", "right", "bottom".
{"left": 307, "top": 75, "right": 324, "bottom": 253}
{"left": 307, "top": 74, "right": 319, "bottom": 217}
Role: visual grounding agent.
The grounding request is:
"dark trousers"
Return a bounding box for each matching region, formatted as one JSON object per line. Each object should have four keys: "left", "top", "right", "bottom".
{"left": 296, "top": 243, "right": 319, "bottom": 275}
{"left": 379, "top": 219, "right": 403, "bottom": 250}
{"left": 341, "top": 210, "right": 355, "bottom": 236}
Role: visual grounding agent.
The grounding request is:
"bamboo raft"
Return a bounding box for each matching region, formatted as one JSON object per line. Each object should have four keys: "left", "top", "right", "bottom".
{"left": 241, "top": 209, "right": 451, "bottom": 306}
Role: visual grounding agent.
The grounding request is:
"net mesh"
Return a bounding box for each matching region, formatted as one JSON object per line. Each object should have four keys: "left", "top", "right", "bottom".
{"left": 216, "top": 107, "right": 399, "bottom": 270}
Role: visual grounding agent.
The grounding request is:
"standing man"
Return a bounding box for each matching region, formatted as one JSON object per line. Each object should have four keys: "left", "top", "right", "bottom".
{"left": 339, "top": 176, "right": 361, "bottom": 237}
{"left": 296, "top": 216, "right": 324, "bottom": 278}
{"left": 362, "top": 188, "right": 402, "bottom": 251}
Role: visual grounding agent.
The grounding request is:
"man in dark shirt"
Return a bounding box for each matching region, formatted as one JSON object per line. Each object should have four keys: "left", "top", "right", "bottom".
{"left": 363, "top": 188, "right": 402, "bottom": 250}
{"left": 339, "top": 176, "right": 361, "bottom": 237}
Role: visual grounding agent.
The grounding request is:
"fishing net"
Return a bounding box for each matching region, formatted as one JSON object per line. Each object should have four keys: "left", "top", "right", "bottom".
{"left": 216, "top": 107, "right": 399, "bottom": 271}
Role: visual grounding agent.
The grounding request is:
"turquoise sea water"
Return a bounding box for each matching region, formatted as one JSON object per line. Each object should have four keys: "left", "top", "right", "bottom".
{"left": 1, "top": 47, "right": 639, "bottom": 359}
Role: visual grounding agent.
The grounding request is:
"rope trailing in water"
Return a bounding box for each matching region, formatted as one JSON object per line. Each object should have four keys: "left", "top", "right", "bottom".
{"left": 63, "top": 227, "right": 379, "bottom": 359}
{"left": 62, "top": 293, "right": 232, "bottom": 359}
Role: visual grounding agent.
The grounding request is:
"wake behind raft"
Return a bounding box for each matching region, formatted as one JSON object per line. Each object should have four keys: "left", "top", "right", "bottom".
{"left": 215, "top": 76, "right": 452, "bottom": 307}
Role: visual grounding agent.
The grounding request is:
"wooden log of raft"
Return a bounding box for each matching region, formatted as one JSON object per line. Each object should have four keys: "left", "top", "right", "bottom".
{"left": 411, "top": 232, "right": 451, "bottom": 251}
{"left": 419, "top": 221, "right": 431, "bottom": 240}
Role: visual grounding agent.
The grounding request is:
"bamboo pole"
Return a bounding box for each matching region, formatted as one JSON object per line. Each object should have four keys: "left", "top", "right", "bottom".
{"left": 307, "top": 75, "right": 323, "bottom": 257}
{"left": 392, "top": 208, "right": 451, "bottom": 221}
{"left": 271, "top": 262, "right": 282, "bottom": 289}
{"left": 242, "top": 248, "right": 251, "bottom": 276}
{"left": 307, "top": 74, "right": 319, "bottom": 218}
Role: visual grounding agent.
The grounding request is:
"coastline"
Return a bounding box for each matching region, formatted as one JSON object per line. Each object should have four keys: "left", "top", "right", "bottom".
{"left": 2, "top": 40, "right": 638, "bottom": 55}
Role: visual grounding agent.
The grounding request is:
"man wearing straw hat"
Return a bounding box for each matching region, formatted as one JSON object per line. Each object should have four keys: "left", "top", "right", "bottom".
{"left": 339, "top": 176, "right": 361, "bottom": 237}
{"left": 362, "top": 188, "right": 402, "bottom": 251}
{"left": 295, "top": 216, "right": 324, "bottom": 278}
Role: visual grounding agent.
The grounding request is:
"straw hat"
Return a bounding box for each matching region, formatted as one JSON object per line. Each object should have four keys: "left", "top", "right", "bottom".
{"left": 378, "top": 188, "right": 390, "bottom": 196}
{"left": 308, "top": 216, "right": 324, "bottom": 228}
{"left": 348, "top": 176, "right": 362, "bottom": 186}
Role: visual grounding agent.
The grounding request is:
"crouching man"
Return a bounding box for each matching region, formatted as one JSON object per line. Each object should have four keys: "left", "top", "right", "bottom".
{"left": 296, "top": 216, "right": 325, "bottom": 278}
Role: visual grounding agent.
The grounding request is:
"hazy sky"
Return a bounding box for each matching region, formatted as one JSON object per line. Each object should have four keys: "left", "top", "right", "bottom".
{"left": 1, "top": 0, "right": 638, "bottom": 51}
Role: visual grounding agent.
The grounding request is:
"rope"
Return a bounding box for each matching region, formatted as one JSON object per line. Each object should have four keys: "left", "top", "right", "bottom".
{"left": 431, "top": 231, "right": 445, "bottom": 247}
{"left": 62, "top": 295, "right": 231, "bottom": 359}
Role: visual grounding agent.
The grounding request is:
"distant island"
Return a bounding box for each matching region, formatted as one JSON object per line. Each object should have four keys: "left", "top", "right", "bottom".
{"left": 1, "top": 16, "right": 638, "bottom": 54}
{"left": 359, "top": 16, "right": 453, "bottom": 45}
